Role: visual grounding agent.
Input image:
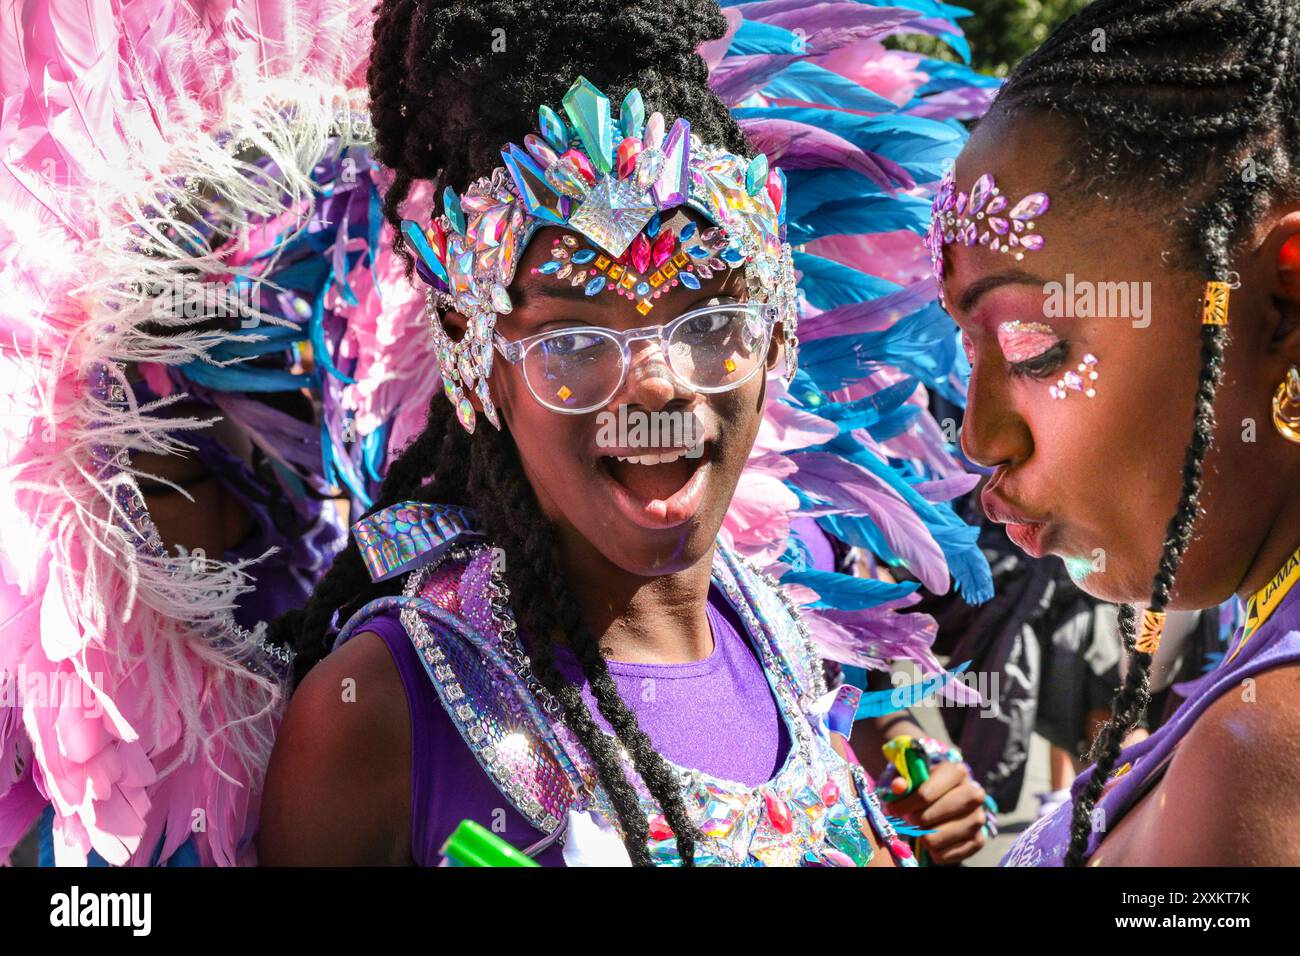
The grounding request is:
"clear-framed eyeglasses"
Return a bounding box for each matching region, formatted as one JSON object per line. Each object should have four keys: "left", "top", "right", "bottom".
{"left": 492, "top": 302, "right": 781, "bottom": 415}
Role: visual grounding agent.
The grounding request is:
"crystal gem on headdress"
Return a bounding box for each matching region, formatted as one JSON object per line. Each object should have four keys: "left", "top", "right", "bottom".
{"left": 539, "top": 104, "right": 569, "bottom": 153}
{"left": 561, "top": 148, "right": 597, "bottom": 186}
{"left": 568, "top": 174, "right": 657, "bottom": 258}
{"left": 643, "top": 111, "right": 665, "bottom": 151}
{"left": 545, "top": 160, "right": 589, "bottom": 199}
{"left": 563, "top": 76, "right": 615, "bottom": 176}
{"left": 635, "top": 148, "right": 665, "bottom": 193}
{"left": 524, "top": 133, "right": 559, "bottom": 169}
{"left": 619, "top": 89, "right": 645, "bottom": 140}
{"left": 502, "top": 144, "right": 568, "bottom": 226}
{"left": 476, "top": 377, "right": 499, "bottom": 429}
{"left": 616, "top": 137, "right": 643, "bottom": 180}
{"left": 444, "top": 186, "right": 466, "bottom": 236}
{"left": 652, "top": 118, "right": 691, "bottom": 207}
{"left": 745, "top": 154, "right": 769, "bottom": 198}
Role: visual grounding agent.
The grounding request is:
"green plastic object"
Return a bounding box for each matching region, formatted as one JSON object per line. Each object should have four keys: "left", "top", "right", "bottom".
{"left": 440, "top": 820, "right": 540, "bottom": 867}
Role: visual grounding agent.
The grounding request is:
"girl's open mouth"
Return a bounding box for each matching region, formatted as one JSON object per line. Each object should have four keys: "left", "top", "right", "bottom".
{"left": 597, "top": 441, "right": 711, "bottom": 529}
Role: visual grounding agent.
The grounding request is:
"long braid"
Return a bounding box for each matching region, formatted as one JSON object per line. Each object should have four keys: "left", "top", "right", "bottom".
{"left": 990, "top": 0, "right": 1298, "bottom": 866}
{"left": 463, "top": 419, "right": 703, "bottom": 865}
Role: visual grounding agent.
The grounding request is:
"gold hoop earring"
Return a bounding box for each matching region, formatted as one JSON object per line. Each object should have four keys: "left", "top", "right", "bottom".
{"left": 1273, "top": 366, "right": 1300, "bottom": 444}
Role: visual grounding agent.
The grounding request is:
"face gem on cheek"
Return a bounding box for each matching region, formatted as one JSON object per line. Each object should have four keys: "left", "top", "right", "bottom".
{"left": 1049, "top": 353, "right": 1100, "bottom": 401}
{"left": 996, "top": 320, "right": 1059, "bottom": 363}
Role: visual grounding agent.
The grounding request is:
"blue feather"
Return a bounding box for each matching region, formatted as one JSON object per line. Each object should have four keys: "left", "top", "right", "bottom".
{"left": 779, "top": 567, "right": 917, "bottom": 610}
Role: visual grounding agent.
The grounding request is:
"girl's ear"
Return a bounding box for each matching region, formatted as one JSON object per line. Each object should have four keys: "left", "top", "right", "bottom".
{"left": 1266, "top": 218, "right": 1300, "bottom": 370}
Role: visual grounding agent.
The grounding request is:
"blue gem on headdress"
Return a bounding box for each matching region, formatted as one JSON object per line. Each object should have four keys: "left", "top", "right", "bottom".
{"left": 539, "top": 105, "right": 569, "bottom": 153}
{"left": 584, "top": 275, "right": 606, "bottom": 295}
{"left": 679, "top": 271, "right": 700, "bottom": 290}
{"left": 539, "top": 260, "right": 563, "bottom": 274}
{"left": 722, "top": 246, "right": 744, "bottom": 265}
{"left": 502, "top": 144, "right": 569, "bottom": 226}
{"left": 686, "top": 245, "right": 710, "bottom": 259}
{"left": 619, "top": 89, "right": 645, "bottom": 140}
{"left": 745, "top": 154, "right": 769, "bottom": 197}
{"left": 635, "top": 282, "right": 650, "bottom": 296}
{"left": 652, "top": 118, "right": 691, "bottom": 207}
{"left": 562, "top": 76, "right": 614, "bottom": 177}
{"left": 568, "top": 175, "right": 656, "bottom": 258}
{"left": 444, "top": 186, "right": 466, "bottom": 236}
{"left": 646, "top": 212, "right": 661, "bottom": 238}
{"left": 680, "top": 222, "right": 697, "bottom": 242}
{"left": 400, "top": 219, "right": 449, "bottom": 283}
{"left": 572, "top": 249, "right": 596, "bottom": 264}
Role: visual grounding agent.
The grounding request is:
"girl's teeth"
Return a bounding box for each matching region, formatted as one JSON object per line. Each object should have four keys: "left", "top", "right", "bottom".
{"left": 613, "top": 450, "right": 686, "bottom": 465}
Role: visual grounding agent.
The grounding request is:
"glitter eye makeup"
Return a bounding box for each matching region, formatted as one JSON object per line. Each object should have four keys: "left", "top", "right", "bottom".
{"left": 996, "top": 320, "right": 1059, "bottom": 363}
{"left": 996, "top": 320, "right": 1099, "bottom": 399}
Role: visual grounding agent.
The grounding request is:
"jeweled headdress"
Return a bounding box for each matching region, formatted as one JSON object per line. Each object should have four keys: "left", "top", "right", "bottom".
{"left": 399, "top": 76, "right": 799, "bottom": 433}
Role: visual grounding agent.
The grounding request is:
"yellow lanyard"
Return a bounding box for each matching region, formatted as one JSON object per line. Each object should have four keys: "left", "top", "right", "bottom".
{"left": 1226, "top": 541, "right": 1300, "bottom": 664}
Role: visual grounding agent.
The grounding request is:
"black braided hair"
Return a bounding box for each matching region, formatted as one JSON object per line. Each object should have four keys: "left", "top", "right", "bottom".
{"left": 271, "top": 0, "right": 755, "bottom": 866}
{"left": 988, "top": 0, "right": 1299, "bottom": 866}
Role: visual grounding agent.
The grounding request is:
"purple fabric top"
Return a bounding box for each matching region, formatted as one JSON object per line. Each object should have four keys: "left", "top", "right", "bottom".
{"left": 1002, "top": 583, "right": 1300, "bottom": 866}
{"left": 357, "top": 584, "right": 790, "bottom": 866}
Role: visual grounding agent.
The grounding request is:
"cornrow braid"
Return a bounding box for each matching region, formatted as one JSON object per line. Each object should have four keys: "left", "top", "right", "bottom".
{"left": 990, "top": 0, "right": 1299, "bottom": 867}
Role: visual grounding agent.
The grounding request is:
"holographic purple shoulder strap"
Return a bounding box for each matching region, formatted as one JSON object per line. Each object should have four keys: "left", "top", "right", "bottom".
{"left": 335, "top": 500, "right": 590, "bottom": 839}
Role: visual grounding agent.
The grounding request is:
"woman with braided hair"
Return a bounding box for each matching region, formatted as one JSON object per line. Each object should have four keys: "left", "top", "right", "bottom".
{"left": 253, "top": 0, "right": 995, "bottom": 866}
{"left": 927, "top": 0, "right": 1300, "bottom": 866}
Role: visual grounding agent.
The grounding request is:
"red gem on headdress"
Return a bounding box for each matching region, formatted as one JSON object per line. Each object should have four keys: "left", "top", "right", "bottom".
{"left": 562, "top": 148, "right": 597, "bottom": 186}
{"left": 616, "top": 136, "right": 643, "bottom": 180}
{"left": 630, "top": 233, "right": 651, "bottom": 274}
{"left": 652, "top": 230, "right": 675, "bottom": 268}
{"left": 765, "top": 168, "right": 784, "bottom": 213}
{"left": 427, "top": 220, "right": 447, "bottom": 260}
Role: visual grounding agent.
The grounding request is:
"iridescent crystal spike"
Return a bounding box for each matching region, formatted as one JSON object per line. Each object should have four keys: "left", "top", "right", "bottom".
{"left": 444, "top": 186, "right": 466, "bottom": 236}
{"left": 619, "top": 89, "right": 645, "bottom": 139}
{"left": 562, "top": 76, "right": 614, "bottom": 176}
{"left": 538, "top": 105, "right": 568, "bottom": 153}
{"left": 652, "top": 118, "right": 690, "bottom": 207}
{"left": 745, "top": 154, "right": 769, "bottom": 197}
{"left": 501, "top": 144, "right": 568, "bottom": 225}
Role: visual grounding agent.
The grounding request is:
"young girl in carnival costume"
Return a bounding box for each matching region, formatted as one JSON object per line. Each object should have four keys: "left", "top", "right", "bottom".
{"left": 926, "top": 0, "right": 1300, "bottom": 866}
{"left": 1, "top": 0, "right": 996, "bottom": 867}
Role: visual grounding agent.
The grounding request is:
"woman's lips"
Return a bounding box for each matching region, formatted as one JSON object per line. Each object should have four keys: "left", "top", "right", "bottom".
{"left": 1003, "top": 521, "right": 1048, "bottom": 559}
{"left": 598, "top": 444, "right": 711, "bottom": 530}
{"left": 981, "top": 487, "right": 1051, "bottom": 559}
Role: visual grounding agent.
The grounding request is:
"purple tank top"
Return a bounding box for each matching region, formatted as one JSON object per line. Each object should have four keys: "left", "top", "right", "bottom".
{"left": 358, "top": 584, "right": 791, "bottom": 866}
{"left": 1003, "top": 582, "right": 1300, "bottom": 866}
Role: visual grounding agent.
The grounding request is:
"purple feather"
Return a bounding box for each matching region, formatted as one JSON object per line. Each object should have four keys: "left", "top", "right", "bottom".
{"left": 737, "top": 118, "right": 903, "bottom": 191}
{"left": 790, "top": 451, "right": 949, "bottom": 593}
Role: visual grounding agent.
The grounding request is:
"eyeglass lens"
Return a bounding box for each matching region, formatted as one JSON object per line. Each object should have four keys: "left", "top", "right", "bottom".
{"left": 521, "top": 307, "right": 770, "bottom": 412}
